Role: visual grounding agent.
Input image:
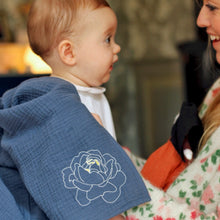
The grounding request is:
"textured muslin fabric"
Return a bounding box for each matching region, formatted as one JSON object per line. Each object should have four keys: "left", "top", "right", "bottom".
{"left": 0, "top": 76, "right": 150, "bottom": 220}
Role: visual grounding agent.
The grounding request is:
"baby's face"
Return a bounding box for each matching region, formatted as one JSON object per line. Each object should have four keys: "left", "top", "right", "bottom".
{"left": 73, "top": 6, "right": 121, "bottom": 87}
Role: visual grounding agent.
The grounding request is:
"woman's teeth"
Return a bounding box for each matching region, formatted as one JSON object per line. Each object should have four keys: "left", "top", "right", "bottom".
{"left": 210, "top": 35, "right": 220, "bottom": 41}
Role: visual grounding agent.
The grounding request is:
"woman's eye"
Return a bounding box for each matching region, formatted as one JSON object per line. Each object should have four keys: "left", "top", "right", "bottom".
{"left": 206, "top": 3, "right": 217, "bottom": 11}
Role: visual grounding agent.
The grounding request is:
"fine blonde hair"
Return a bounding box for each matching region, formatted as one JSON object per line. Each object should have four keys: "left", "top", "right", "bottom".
{"left": 27, "top": 0, "right": 110, "bottom": 60}
{"left": 198, "top": 36, "right": 220, "bottom": 150}
{"left": 199, "top": 92, "right": 220, "bottom": 149}
{"left": 194, "top": 0, "right": 220, "bottom": 150}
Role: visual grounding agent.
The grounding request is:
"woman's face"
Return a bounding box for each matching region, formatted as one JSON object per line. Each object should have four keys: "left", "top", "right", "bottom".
{"left": 197, "top": 0, "right": 220, "bottom": 63}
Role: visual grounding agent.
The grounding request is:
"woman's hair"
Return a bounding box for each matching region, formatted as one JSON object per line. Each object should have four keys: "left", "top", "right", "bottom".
{"left": 195, "top": 0, "right": 203, "bottom": 7}
{"left": 27, "top": 0, "right": 110, "bottom": 59}
{"left": 199, "top": 92, "right": 220, "bottom": 149}
{"left": 194, "top": 0, "right": 220, "bottom": 150}
{"left": 198, "top": 36, "right": 220, "bottom": 150}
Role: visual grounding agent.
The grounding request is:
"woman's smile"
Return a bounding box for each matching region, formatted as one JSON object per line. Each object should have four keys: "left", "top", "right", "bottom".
{"left": 210, "top": 34, "right": 220, "bottom": 41}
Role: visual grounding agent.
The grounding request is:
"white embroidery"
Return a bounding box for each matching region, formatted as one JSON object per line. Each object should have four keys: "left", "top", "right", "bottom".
{"left": 61, "top": 149, "right": 127, "bottom": 206}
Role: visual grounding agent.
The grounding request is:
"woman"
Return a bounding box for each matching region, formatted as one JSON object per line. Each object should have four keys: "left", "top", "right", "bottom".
{"left": 124, "top": 1, "right": 220, "bottom": 219}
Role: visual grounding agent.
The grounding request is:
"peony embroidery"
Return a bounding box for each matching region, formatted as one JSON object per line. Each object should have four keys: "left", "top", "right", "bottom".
{"left": 62, "top": 149, "right": 126, "bottom": 206}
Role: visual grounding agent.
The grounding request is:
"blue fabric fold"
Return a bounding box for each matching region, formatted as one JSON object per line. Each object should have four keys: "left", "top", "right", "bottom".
{"left": 0, "top": 76, "right": 150, "bottom": 220}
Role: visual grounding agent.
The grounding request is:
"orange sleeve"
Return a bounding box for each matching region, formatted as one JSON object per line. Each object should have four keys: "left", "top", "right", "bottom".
{"left": 141, "top": 139, "right": 187, "bottom": 191}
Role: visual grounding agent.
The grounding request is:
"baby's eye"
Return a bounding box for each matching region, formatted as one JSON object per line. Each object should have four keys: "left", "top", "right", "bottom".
{"left": 105, "top": 36, "right": 111, "bottom": 44}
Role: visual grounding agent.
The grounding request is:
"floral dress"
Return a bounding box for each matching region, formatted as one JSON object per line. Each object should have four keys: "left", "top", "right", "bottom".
{"left": 124, "top": 78, "right": 220, "bottom": 220}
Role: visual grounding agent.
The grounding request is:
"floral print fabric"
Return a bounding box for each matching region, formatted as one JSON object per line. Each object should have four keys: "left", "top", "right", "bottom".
{"left": 124, "top": 78, "right": 220, "bottom": 220}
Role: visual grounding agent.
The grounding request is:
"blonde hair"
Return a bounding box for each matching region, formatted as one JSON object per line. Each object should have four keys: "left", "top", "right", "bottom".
{"left": 27, "top": 0, "right": 110, "bottom": 59}
{"left": 197, "top": 34, "right": 220, "bottom": 150}
{"left": 199, "top": 91, "right": 220, "bottom": 150}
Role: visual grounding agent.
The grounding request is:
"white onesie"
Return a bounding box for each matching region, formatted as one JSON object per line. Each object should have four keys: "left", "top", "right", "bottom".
{"left": 74, "top": 84, "right": 116, "bottom": 140}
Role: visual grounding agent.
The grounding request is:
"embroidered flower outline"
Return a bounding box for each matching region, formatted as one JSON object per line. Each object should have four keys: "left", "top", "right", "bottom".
{"left": 62, "top": 149, "right": 126, "bottom": 206}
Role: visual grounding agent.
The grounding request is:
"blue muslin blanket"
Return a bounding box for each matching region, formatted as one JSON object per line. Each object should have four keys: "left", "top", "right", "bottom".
{"left": 0, "top": 77, "right": 150, "bottom": 220}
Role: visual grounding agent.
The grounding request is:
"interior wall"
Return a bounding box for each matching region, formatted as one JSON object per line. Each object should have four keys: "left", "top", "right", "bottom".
{"left": 106, "top": 0, "right": 197, "bottom": 157}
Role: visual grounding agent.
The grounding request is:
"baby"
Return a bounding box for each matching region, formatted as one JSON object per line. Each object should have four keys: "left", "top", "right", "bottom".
{"left": 0, "top": 0, "right": 148, "bottom": 219}
{"left": 28, "top": 0, "right": 120, "bottom": 140}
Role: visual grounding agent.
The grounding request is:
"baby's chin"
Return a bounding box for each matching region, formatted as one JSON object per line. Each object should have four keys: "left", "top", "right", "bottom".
{"left": 100, "top": 75, "right": 111, "bottom": 85}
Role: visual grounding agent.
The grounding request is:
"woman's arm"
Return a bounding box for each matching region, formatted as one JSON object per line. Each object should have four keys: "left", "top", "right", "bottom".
{"left": 125, "top": 127, "right": 220, "bottom": 219}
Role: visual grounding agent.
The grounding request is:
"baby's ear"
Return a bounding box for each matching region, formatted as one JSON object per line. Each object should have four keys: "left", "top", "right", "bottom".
{"left": 58, "top": 40, "right": 76, "bottom": 66}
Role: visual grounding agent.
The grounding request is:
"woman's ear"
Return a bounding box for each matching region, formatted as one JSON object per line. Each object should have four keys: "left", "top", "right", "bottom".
{"left": 58, "top": 40, "right": 76, "bottom": 66}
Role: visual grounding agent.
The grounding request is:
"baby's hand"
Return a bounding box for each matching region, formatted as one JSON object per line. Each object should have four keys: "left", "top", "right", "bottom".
{"left": 92, "top": 113, "right": 103, "bottom": 126}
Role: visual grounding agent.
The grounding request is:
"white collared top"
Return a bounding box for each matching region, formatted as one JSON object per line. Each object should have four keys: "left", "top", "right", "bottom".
{"left": 74, "top": 84, "right": 116, "bottom": 140}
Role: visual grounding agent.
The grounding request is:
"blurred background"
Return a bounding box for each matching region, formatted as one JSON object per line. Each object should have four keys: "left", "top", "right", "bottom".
{"left": 0, "top": 0, "right": 219, "bottom": 157}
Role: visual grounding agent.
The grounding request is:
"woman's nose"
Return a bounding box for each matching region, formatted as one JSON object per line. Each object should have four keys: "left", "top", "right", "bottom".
{"left": 197, "top": 7, "right": 209, "bottom": 28}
